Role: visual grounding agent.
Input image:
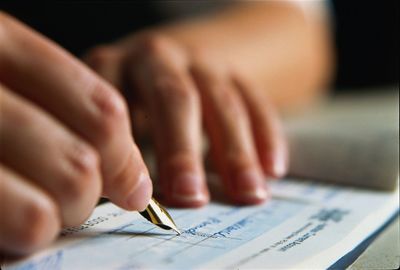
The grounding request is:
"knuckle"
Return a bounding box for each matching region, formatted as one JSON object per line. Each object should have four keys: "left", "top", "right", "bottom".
{"left": 90, "top": 81, "right": 129, "bottom": 140}
{"left": 190, "top": 49, "right": 224, "bottom": 76}
{"left": 138, "top": 34, "right": 171, "bottom": 57}
{"left": 68, "top": 141, "right": 100, "bottom": 179}
{"left": 19, "top": 197, "right": 59, "bottom": 251}
{"left": 191, "top": 48, "right": 216, "bottom": 67}
{"left": 59, "top": 172, "right": 87, "bottom": 203}
{"left": 59, "top": 143, "right": 100, "bottom": 205}
{"left": 153, "top": 77, "right": 198, "bottom": 107}
{"left": 62, "top": 144, "right": 101, "bottom": 226}
{"left": 85, "top": 45, "right": 118, "bottom": 69}
{"left": 62, "top": 156, "right": 99, "bottom": 203}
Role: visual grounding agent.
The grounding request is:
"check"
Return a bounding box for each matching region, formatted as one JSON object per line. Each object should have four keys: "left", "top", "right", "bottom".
{"left": 4, "top": 179, "right": 399, "bottom": 269}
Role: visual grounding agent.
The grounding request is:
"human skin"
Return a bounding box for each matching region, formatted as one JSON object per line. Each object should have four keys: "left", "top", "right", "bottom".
{"left": 0, "top": 1, "right": 333, "bottom": 255}
{"left": 0, "top": 12, "right": 153, "bottom": 255}
{"left": 84, "top": 2, "right": 333, "bottom": 207}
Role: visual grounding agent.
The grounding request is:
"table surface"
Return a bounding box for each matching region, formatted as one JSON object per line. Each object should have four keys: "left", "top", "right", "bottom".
{"left": 347, "top": 216, "right": 400, "bottom": 269}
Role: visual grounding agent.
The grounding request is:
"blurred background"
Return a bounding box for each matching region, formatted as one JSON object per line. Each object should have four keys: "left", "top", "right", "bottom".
{"left": 1, "top": 0, "right": 398, "bottom": 92}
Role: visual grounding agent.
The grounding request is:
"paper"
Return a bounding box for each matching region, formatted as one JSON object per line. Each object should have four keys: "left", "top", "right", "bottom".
{"left": 4, "top": 179, "right": 398, "bottom": 269}
{"left": 285, "top": 89, "right": 399, "bottom": 191}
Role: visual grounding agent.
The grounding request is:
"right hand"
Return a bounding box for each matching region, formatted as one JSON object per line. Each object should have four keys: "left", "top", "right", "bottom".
{"left": 0, "top": 12, "right": 152, "bottom": 255}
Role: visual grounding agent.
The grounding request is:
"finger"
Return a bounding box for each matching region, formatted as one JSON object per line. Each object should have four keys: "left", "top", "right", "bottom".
{"left": 191, "top": 61, "right": 268, "bottom": 204}
{"left": 0, "top": 84, "right": 101, "bottom": 227}
{"left": 0, "top": 164, "right": 60, "bottom": 255}
{"left": 83, "top": 45, "right": 125, "bottom": 90}
{"left": 233, "top": 75, "right": 288, "bottom": 178}
{"left": 129, "top": 36, "right": 209, "bottom": 207}
{"left": 84, "top": 45, "right": 151, "bottom": 139}
{"left": 0, "top": 13, "right": 152, "bottom": 211}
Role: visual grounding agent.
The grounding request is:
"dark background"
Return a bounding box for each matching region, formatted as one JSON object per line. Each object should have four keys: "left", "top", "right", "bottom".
{"left": 332, "top": 0, "right": 398, "bottom": 90}
{"left": 1, "top": 1, "right": 398, "bottom": 91}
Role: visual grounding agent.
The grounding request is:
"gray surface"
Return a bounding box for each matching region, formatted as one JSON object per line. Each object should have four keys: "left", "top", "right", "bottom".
{"left": 348, "top": 216, "right": 400, "bottom": 270}
{"left": 285, "top": 90, "right": 399, "bottom": 191}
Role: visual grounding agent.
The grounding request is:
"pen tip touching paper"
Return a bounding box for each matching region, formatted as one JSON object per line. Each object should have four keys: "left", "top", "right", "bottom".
{"left": 139, "top": 198, "right": 181, "bottom": 235}
{"left": 173, "top": 227, "right": 181, "bottom": 235}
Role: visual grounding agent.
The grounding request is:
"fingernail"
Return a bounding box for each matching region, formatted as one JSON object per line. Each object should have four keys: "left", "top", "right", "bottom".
{"left": 172, "top": 173, "right": 207, "bottom": 203}
{"left": 273, "top": 147, "right": 288, "bottom": 178}
{"left": 273, "top": 154, "right": 287, "bottom": 178}
{"left": 127, "top": 173, "right": 153, "bottom": 211}
{"left": 233, "top": 170, "right": 268, "bottom": 202}
{"left": 263, "top": 148, "right": 288, "bottom": 179}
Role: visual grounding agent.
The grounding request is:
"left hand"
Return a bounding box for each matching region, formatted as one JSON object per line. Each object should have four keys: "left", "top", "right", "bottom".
{"left": 84, "top": 31, "right": 288, "bottom": 207}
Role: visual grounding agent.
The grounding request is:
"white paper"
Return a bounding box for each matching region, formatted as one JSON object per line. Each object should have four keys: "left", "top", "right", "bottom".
{"left": 3, "top": 179, "right": 398, "bottom": 270}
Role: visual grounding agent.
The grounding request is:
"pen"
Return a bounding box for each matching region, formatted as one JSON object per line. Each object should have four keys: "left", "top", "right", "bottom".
{"left": 139, "top": 198, "right": 181, "bottom": 235}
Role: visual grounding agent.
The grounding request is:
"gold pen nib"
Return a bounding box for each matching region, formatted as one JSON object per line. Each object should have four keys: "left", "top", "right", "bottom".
{"left": 139, "top": 198, "right": 181, "bottom": 235}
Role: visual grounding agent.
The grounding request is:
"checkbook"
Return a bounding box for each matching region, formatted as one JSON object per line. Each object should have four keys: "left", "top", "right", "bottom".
{"left": 3, "top": 179, "right": 398, "bottom": 269}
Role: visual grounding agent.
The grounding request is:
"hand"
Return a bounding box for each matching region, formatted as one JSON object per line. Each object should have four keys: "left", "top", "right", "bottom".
{"left": 0, "top": 13, "right": 152, "bottom": 255}
{"left": 85, "top": 31, "right": 288, "bottom": 207}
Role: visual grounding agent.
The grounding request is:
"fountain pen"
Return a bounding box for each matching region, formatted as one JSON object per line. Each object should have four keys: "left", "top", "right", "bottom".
{"left": 139, "top": 198, "right": 181, "bottom": 235}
